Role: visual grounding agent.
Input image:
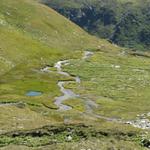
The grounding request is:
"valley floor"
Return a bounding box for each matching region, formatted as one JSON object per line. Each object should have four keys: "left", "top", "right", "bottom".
{"left": 1, "top": 49, "right": 150, "bottom": 149}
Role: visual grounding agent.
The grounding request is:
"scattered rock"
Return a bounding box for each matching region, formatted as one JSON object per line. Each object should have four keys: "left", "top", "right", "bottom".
{"left": 0, "top": 19, "right": 6, "bottom": 26}
{"left": 133, "top": 68, "right": 145, "bottom": 73}
{"left": 40, "top": 66, "right": 51, "bottom": 73}
{"left": 6, "top": 12, "right": 11, "bottom": 16}
{"left": 125, "top": 121, "right": 132, "bottom": 125}
{"left": 66, "top": 135, "right": 72, "bottom": 142}
{"left": 111, "top": 65, "right": 120, "bottom": 69}
{"left": 141, "top": 138, "right": 150, "bottom": 148}
{"left": 82, "top": 51, "right": 94, "bottom": 59}
{"left": 126, "top": 119, "right": 150, "bottom": 129}
{"left": 147, "top": 112, "right": 150, "bottom": 117}
{"left": 15, "top": 102, "right": 26, "bottom": 109}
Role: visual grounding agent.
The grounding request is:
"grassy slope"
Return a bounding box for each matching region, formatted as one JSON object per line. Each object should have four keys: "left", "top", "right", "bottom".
{"left": 0, "top": 0, "right": 102, "bottom": 75}
{"left": 0, "top": 0, "right": 150, "bottom": 149}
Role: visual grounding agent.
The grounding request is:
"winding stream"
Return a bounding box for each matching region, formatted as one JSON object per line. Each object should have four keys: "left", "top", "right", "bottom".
{"left": 52, "top": 55, "right": 122, "bottom": 121}
{"left": 54, "top": 60, "right": 80, "bottom": 111}
{"left": 53, "top": 51, "right": 97, "bottom": 111}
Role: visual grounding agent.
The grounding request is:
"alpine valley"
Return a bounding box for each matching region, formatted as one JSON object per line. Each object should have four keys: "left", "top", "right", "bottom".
{"left": 0, "top": 0, "right": 150, "bottom": 149}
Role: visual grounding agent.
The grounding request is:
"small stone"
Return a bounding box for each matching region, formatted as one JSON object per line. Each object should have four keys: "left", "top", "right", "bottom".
{"left": 66, "top": 135, "right": 72, "bottom": 142}
{"left": 147, "top": 112, "right": 150, "bottom": 117}
{"left": 125, "top": 121, "right": 132, "bottom": 125}
{"left": 111, "top": 65, "right": 120, "bottom": 69}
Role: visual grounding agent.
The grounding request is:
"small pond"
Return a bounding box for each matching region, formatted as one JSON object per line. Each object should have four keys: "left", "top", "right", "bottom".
{"left": 26, "top": 91, "right": 42, "bottom": 96}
